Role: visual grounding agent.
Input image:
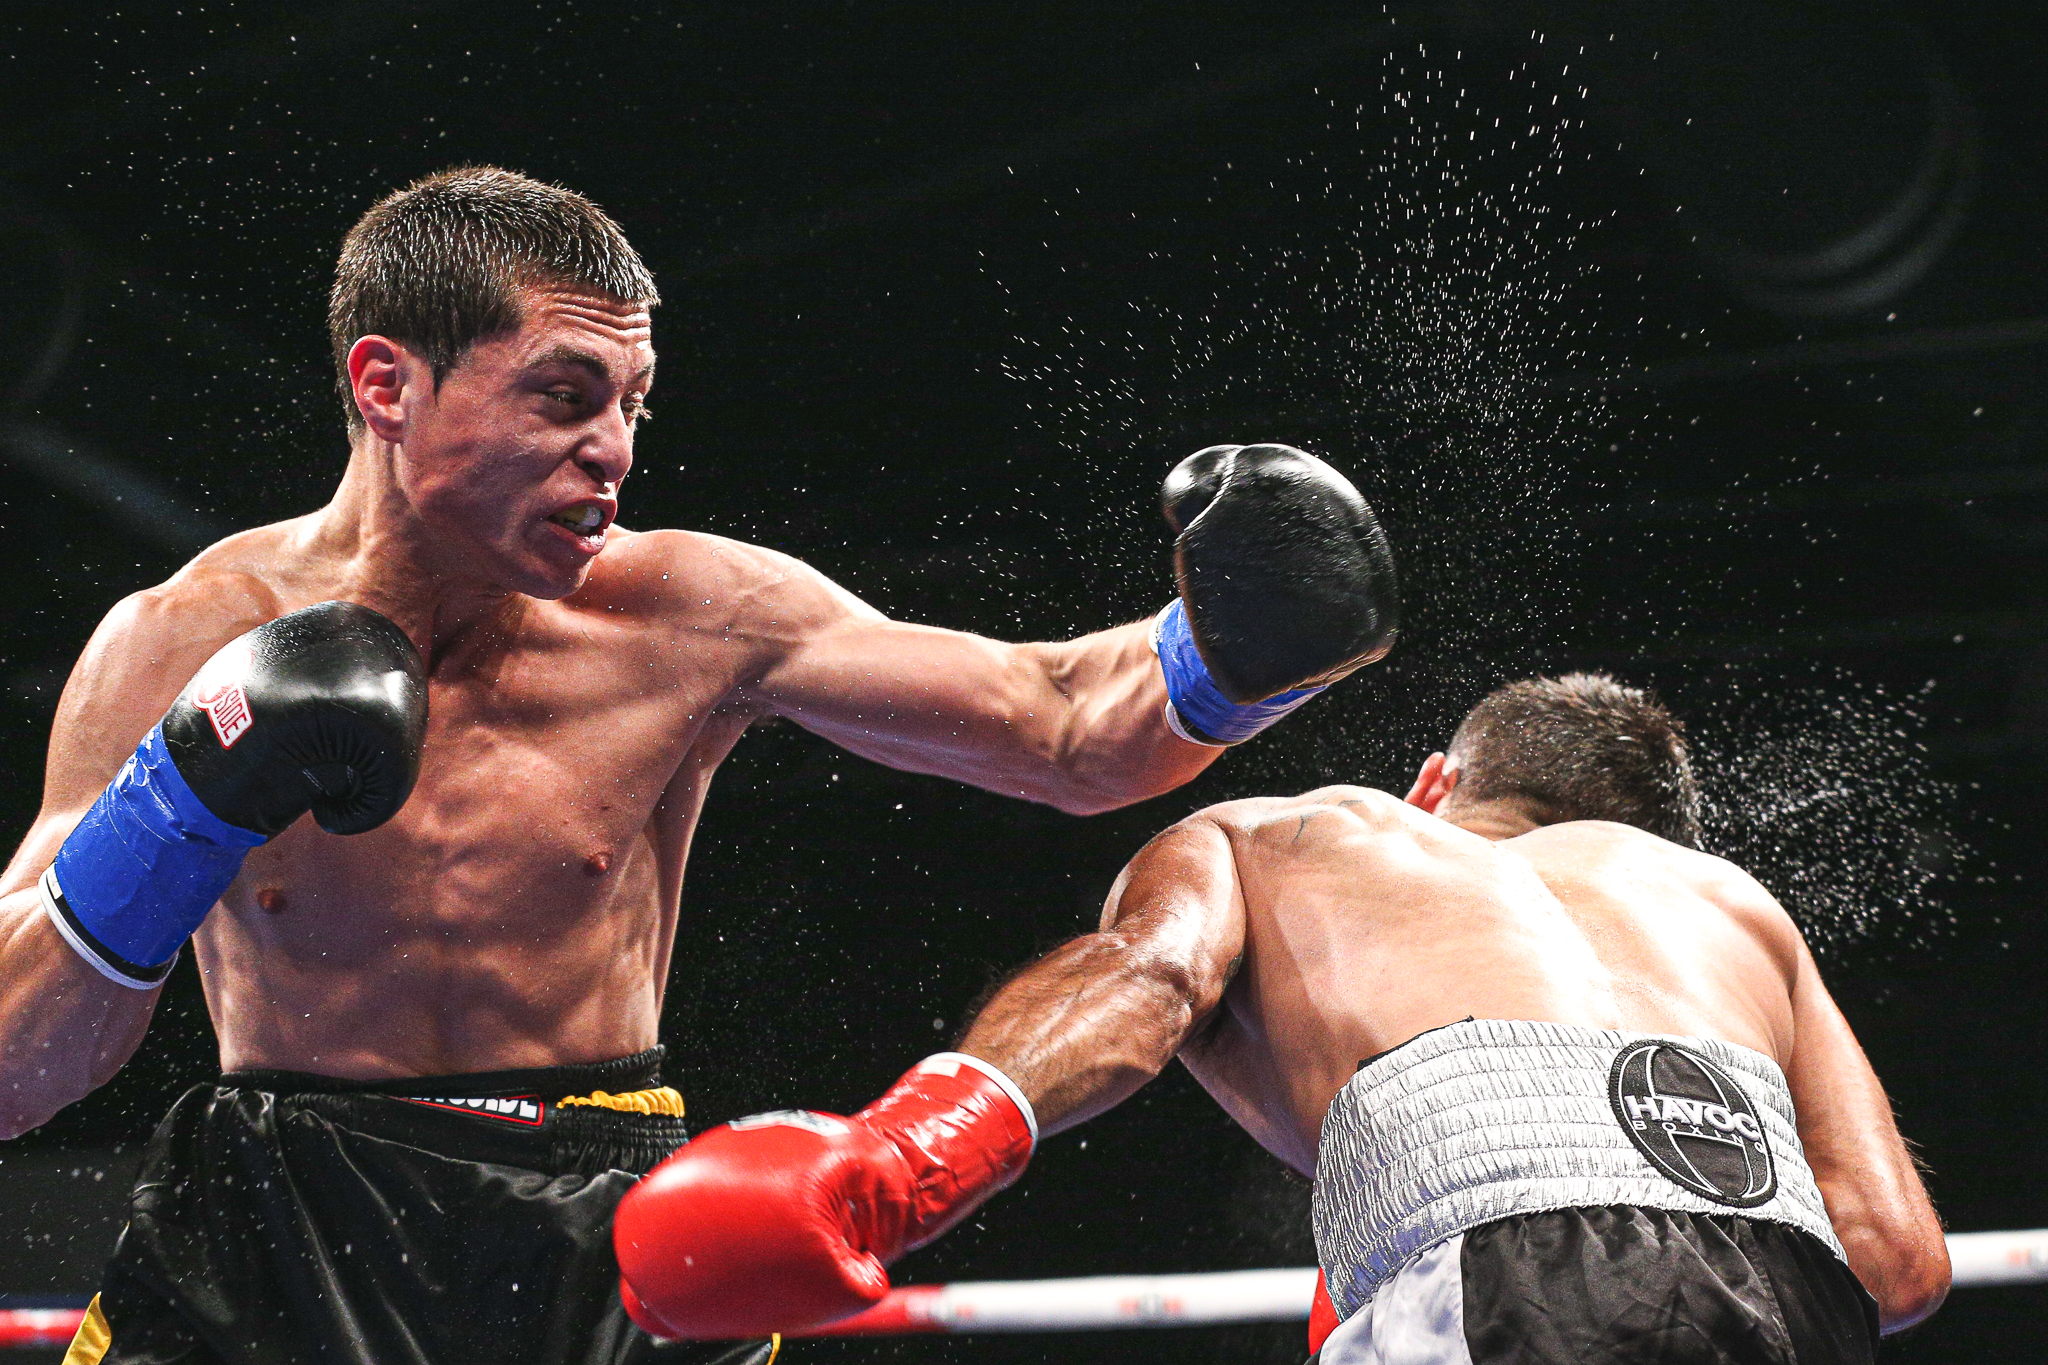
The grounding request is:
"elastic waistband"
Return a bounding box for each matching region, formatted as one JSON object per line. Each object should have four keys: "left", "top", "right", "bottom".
{"left": 219, "top": 1045, "right": 666, "bottom": 1101}
{"left": 1312, "top": 1019, "right": 1843, "bottom": 1321}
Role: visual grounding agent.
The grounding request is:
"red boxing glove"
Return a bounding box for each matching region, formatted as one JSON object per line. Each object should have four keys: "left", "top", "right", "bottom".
{"left": 614, "top": 1052, "right": 1037, "bottom": 1340}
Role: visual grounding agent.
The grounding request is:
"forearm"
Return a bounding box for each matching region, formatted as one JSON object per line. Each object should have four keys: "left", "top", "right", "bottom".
{"left": 958, "top": 930, "right": 1208, "bottom": 1135}
{"left": 1788, "top": 955, "right": 1951, "bottom": 1332}
{"left": 0, "top": 886, "right": 157, "bottom": 1139}
{"left": 775, "top": 618, "right": 1218, "bottom": 816}
{"left": 1816, "top": 1173, "right": 1951, "bottom": 1333}
{"left": 1014, "top": 621, "right": 1219, "bottom": 813}
{"left": 1845, "top": 1230, "right": 1949, "bottom": 1334}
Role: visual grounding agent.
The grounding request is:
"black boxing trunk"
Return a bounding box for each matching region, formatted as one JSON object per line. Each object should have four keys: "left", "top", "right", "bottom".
{"left": 68, "top": 1048, "right": 770, "bottom": 1365}
{"left": 1313, "top": 1207, "right": 1876, "bottom": 1365}
{"left": 1310, "top": 1020, "right": 1877, "bottom": 1364}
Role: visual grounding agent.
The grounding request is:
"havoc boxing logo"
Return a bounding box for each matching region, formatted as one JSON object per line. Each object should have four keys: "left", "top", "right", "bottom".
{"left": 1609, "top": 1041, "right": 1775, "bottom": 1207}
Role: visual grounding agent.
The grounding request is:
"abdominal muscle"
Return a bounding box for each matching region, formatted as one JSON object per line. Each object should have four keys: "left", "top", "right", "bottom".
{"left": 194, "top": 829, "right": 676, "bottom": 1079}
{"left": 189, "top": 709, "right": 746, "bottom": 1080}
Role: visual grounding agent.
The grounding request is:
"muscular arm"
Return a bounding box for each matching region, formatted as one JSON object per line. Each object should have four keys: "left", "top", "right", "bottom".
{"left": 955, "top": 818, "right": 1246, "bottom": 1134}
{"left": 1781, "top": 934, "right": 1950, "bottom": 1332}
{"left": 0, "top": 580, "right": 269, "bottom": 1137}
{"left": 731, "top": 546, "right": 1218, "bottom": 815}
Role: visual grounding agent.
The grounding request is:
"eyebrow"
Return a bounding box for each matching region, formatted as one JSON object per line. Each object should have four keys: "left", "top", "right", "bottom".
{"left": 530, "top": 344, "right": 655, "bottom": 386}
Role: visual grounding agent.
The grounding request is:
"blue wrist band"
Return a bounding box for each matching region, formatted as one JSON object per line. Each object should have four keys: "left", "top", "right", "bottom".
{"left": 1149, "top": 600, "right": 1326, "bottom": 746}
{"left": 41, "top": 723, "right": 264, "bottom": 988}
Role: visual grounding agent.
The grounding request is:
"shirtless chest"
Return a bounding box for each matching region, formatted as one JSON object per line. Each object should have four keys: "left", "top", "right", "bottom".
{"left": 223, "top": 633, "right": 736, "bottom": 932}
{"left": 183, "top": 538, "right": 777, "bottom": 1072}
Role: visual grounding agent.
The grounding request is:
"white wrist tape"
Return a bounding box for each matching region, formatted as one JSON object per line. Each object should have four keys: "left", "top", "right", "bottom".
{"left": 919, "top": 1051, "right": 1040, "bottom": 1153}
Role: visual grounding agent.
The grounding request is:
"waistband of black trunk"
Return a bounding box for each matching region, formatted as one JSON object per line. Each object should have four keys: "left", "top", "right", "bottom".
{"left": 219, "top": 1045, "right": 666, "bottom": 1100}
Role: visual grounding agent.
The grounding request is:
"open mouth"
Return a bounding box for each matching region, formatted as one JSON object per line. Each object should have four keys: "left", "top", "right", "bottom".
{"left": 547, "top": 502, "right": 608, "bottom": 536}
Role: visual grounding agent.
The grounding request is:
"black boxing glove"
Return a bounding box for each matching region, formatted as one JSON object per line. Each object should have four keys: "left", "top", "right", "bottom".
{"left": 161, "top": 602, "right": 428, "bottom": 837}
{"left": 40, "top": 602, "right": 427, "bottom": 988}
{"left": 1150, "top": 444, "right": 1397, "bottom": 744}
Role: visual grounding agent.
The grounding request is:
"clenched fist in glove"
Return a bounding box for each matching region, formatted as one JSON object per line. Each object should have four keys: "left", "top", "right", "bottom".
{"left": 614, "top": 1053, "right": 1037, "bottom": 1340}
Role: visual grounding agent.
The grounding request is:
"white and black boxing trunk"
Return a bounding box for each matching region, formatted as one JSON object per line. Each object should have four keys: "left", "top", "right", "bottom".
{"left": 1311, "top": 1019, "right": 1878, "bottom": 1364}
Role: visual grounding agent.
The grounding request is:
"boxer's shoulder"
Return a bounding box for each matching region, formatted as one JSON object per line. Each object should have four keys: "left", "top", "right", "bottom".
{"left": 1515, "top": 819, "right": 1755, "bottom": 891}
{"left": 46, "top": 545, "right": 293, "bottom": 803}
{"left": 583, "top": 528, "right": 875, "bottom": 634}
{"left": 1191, "top": 787, "right": 1411, "bottom": 857}
{"left": 93, "top": 520, "right": 315, "bottom": 667}
{"left": 73, "top": 549, "right": 286, "bottom": 702}
{"left": 1514, "top": 822, "right": 1804, "bottom": 962}
{"left": 1218, "top": 785, "right": 1401, "bottom": 828}
{"left": 1292, "top": 782, "right": 1400, "bottom": 813}
{"left": 1673, "top": 843, "right": 1805, "bottom": 962}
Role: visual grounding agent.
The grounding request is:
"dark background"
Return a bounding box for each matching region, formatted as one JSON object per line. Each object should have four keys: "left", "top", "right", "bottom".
{"left": 2, "top": 1, "right": 2044, "bottom": 1360}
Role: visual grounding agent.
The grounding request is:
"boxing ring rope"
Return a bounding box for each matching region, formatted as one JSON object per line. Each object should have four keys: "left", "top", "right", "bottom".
{"left": 792, "top": 1267, "right": 1320, "bottom": 1337}
{"left": 0, "top": 1230, "right": 2040, "bottom": 1347}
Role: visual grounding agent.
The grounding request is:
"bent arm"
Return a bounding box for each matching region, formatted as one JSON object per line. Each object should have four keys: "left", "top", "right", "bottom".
{"left": 736, "top": 552, "right": 1217, "bottom": 815}
{"left": 0, "top": 583, "right": 268, "bottom": 1137}
{"left": 955, "top": 817, "right": 1245, "bottom": 1134}
{"left": 0, "top": 869, "right": 157, "bottom": 1140}
{"left": 1784, "top": 938, "right": 1950, "bottom": 1332}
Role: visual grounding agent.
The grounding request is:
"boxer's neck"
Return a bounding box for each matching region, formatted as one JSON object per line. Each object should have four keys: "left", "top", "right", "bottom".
{"left": 313, "top": 445, "right": 538, "bottom": 654}
{"left": 1441, "top": 797, "right": 1545, "bottom": 842}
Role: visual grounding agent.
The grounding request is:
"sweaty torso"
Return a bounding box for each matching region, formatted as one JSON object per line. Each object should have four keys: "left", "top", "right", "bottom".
{"left": 182, "top": 525, "right": 789, "bottom": 1077}
{"left": 1177, "top": 788, "right": 1800, "bottom": 1173}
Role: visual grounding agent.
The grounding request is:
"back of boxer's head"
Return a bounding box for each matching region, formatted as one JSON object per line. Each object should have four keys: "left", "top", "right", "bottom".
{"left": 329, "top": 165, "right": 658, "bottom": 434}
{"left": 1444, "top": 673, "right": 1702, "bottom": 847}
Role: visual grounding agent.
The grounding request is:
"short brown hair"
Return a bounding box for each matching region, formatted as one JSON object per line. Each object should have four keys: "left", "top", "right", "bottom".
{"left": 1447, "top": 673, "right": 1702, "bottom": 846}
{"left": 328, "top": 166, "right": 659, "bottom": 433}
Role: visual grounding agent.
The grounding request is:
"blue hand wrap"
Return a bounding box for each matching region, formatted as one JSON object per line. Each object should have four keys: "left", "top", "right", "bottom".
{"left": 1149, "top": 600, "right": 1326, "bottom": 746}
{"left": 41, "top": 723, "right": 264, "bottom": 988}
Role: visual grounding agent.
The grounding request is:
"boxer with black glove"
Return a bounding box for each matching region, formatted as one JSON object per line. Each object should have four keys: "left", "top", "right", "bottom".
{"left": 1151, "top": 443, "right": 1398, "bottom": 746}
{"left": 39, "top": 601, "right": 427, "bottom": 989}
{"left": 13, "top": 174, "right": 1417, "bottom": 1365}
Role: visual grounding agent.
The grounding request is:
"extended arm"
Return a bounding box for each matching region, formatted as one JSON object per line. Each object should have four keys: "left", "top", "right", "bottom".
{"left": 746, "top": 580, "right": 1214, "bottom": 816}
{"left": 614, "top": 815, "right": 1248, "bottom": 1338}
{"left": 1783, "top": 936, "right": 1950, "bottom": 1332}
{"left": 733, "top": 443, "right": 1398, "bottom": 816}
{"left": 955, "top": 817, "right": 1247, "bottom": 1132}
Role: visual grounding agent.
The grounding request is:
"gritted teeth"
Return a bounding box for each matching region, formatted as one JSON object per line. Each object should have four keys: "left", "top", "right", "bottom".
{"left": 549, "top": 503, "right": 606, "bottom": 535}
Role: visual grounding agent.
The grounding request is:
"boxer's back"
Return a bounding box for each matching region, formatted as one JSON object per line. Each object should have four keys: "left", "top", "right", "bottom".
{"left": 1179, "top": 786, "right": 1802, "bottom": 1173}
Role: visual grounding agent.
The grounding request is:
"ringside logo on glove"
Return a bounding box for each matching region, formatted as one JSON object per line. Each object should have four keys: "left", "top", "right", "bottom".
{"left": 189, "top": 639, "right": 257, "bottom": 748}
{"left": 40, "top": 601, "right": 427, "bottom": 989}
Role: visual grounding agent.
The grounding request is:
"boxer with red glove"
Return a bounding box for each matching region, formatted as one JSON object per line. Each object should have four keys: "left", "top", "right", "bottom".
{"left": 614, "top": 1052, "right": 1036, "bottom": 1339}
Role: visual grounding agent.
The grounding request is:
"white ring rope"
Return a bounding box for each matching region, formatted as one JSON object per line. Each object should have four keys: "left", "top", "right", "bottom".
{"left": 0, "top": 1229, "right": 2040, "bottom": 1347}
{"left": 1945, "top": 1227, "right": 2048, "bottom": 1287}
{"left": 795, "top": 1267, "right": 1321, "bottom": 1337}
{"left": 798, "top": 1228, "right": 2048, "bottom": 1337}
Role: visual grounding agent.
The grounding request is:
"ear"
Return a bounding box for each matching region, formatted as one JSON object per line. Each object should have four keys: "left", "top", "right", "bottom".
{"left": 347, "top": 335, "right": 415, "bottom": 443}
{"left": 1403, "top": 752, "right": 1460, "bottom": 813}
